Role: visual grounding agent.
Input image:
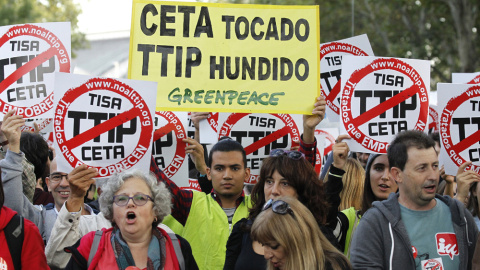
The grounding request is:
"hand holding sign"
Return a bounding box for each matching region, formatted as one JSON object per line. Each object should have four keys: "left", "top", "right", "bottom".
{"left": 1, "top": 110, "right": 24, "bottom": 153}
{"left": 66, "top": 164, "right": 98, "bottom": 213}
{"left": 303, "top": 95, "right": 326, "bottom": 144}
{"left": 190, "top": 112, "right": 210, "bottom": 130}
{"left": 184, "top": 137, "right": 207, "bottom": 175}
{"left": 454, "top": 161, "right": 480, "bottom": 204}
{"left": 190, "top": 111, "right": 210, "bottom": 142}
{"left": 332, "top": 134, "right": 351, "bottom": 170}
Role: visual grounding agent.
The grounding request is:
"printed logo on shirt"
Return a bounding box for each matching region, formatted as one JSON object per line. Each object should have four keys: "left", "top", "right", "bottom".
{"left": 436, "top": 233, "right": 458, "bottom": 259}
{"left": 0, "top": 257, "right": 7, "bottom": 270}
{"left": 412, "top": 246, "right": 418, "bottom": 259}
{"left": 421, "top": 258, "right": 443, "bottom": 270}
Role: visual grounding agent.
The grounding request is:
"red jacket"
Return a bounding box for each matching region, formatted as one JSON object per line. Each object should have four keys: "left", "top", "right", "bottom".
{"left": 0, "top": 206, "right": 49, "bottom": 269}
{"left": 67, "top": 227, "right": 181, "bottom": 270}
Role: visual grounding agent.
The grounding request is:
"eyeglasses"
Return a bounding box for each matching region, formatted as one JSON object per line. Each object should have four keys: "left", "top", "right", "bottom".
{"left": 262, "top": 199, "right": 294, "bottom": 217}
{"left": 269, "top": 149, "right": 304, "bottom": 160}
{"left": 113, "top": 194, "right": 154, "bottom": 206}
{"left": 49, "top": 173, "right": 68, "bottom": 183}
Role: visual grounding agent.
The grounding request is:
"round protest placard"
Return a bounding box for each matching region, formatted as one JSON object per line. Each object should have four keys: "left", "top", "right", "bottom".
{"left": 341, "top": 58, "right": 429, "bottom": 153}
{"left": 219, "top": 113, "right": 301, "bottom": 184}
{"left": 320, "top": 42, "right": 368, "bottom": 116}
{"left": 440, "top": 84, "right": 480, "bottom": 172}
{"left": 54, "top": 78, "right": 153, "bottom": 177}
{"left": 0, "top": 24, "right": 70, "bottom": 117}
{"left": 152, "top": 111, "right": 187, "bottom": 179}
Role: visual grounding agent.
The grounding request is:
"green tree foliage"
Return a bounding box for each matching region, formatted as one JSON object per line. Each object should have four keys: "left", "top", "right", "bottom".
{"left": 0, "top": 0, "right": 87, "bottom": 57}
{"left": 216, "top": 0, "right": 480, "bottom": 88}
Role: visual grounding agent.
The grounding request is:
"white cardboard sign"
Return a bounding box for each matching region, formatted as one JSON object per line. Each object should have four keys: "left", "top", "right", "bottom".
{"left": 152, "top": 111, "right": 189, "bottom": 187}
{"left": 340, "top": 56, "right": 430, "bottom": 154}
{"left": 452, "top": 72, "right": 480, "bottom": 84}
{"left": 0, "top": 22, "right": 71, "bottom": 118}
{"left": 437, "top": 83, "right": 480, "bottom": 175}
{"left": 53, "top": 73, "right": 157, "bottom": 177}
{"left": 320, "top": 34, "right": 374, "bottom": 122}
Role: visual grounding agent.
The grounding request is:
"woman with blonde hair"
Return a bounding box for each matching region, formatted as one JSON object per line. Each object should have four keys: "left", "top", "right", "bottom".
{"left": 251, "top": 197, "right": 351, "bottom": 270}
{"left": 338, "top": 158, "right": 365, "bottom": 211}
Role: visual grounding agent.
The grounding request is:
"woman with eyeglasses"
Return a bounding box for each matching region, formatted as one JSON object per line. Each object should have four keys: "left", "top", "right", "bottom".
{"left": 251, "top": 197, "right": 351, "bottom": 270}
{"left": 65, "top": 169, "right": 198, "bottom": 270}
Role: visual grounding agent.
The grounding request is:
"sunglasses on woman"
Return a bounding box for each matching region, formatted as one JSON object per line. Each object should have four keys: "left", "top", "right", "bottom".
{"left": 262, "top": 199, "right": 294, "bottom": 217}
{"left": 269, "top": 149, "right": 304, "bottom": 160}
{"left": 113, "top": 193, "right": 153, "bottom": 206}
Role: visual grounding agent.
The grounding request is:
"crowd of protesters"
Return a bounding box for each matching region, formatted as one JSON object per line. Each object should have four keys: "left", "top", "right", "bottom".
{"left": 1, "top": 91, "right": 480, "bottom": 270}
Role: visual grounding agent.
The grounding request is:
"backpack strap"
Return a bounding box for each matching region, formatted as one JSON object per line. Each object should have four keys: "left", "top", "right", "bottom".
{"left": 88, "top": 230, "right": 104, "bottom": 267}
{"left": 4, "top": 214, "right": 24, "bottom": 270}
{"left": 168, "top": 233, "right": 185, "bottom": 270}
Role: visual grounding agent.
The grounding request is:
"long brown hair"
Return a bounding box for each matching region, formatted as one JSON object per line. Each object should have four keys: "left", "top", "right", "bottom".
{"left": 359, "top": 154, "right": 381, "bottom": 216}
{"left": 249, "top": 154, "right": 328, "bottom": 226}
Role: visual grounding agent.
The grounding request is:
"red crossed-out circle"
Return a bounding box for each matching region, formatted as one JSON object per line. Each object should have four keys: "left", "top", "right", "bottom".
{"left": 440, "top": 85, "right": 480, "bottom": 171}
{"left": 429, "top": 106, "right": 439, "bottom": 132}
{"left": 342, "top": 58, "right": 429, "bottom": 153}
{"left": 219, "top": 113, "right": 301, "bottom": 184}
{"left": 422, "top": 259, "right": 443, "bottom": 270}
{"left": 153, "top": 111, "right": 187, "bottom": 178}
{"left": 320, "top": 42, "right": 368, "bottom": 115}
{"left": 55, "top": 78, "right": 153, "bottom": 177}
{"left": 0, "top": 24, "right": 70, "bottom": 117}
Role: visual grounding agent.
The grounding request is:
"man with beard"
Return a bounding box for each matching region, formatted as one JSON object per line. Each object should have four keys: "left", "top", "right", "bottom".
{"left": 350, "top": 130, "right": 478, "bottom": 270}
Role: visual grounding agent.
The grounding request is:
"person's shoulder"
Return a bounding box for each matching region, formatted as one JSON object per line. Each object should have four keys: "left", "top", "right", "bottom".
{"left": 23, "top": 216, "right": 40, "bottom": 232}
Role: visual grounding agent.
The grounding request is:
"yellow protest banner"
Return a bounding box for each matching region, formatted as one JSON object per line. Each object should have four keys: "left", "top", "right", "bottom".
{"left": 129, "top": 1, "right": 320, "bottom": 114}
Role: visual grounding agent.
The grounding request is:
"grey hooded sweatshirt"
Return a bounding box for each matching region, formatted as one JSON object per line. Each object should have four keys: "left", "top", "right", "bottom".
{"left": 350, "top": 192, "right": 478, "bottom": 270}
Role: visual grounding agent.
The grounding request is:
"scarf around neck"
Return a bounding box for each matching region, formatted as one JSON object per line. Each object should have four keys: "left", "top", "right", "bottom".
{"left": 111, "top": 226, "right": 167, "bottom": 270}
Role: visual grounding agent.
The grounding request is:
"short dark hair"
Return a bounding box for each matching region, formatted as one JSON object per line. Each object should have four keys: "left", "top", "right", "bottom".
{"left": 387, "top": 130, "right": 436, "bottom": 171}
{"left": 208, "top": 137, "right": 247, "bottom": 167}
{"left": 20, "top": 132, "right": 49, "bottom": 180}
{"left": 428, "top": 132, "right": 440, "bottom": 144}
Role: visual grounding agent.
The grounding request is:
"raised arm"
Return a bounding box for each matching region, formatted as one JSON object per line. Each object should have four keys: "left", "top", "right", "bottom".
{"left": 150, "top": 156, "right": 194, "bottom": 226}
{"left": 300, "top": 95, "right": 326, "bottom": 166}
{"left": 302, "top": 95, "right": 326, "bottom": 144}
{"left": 65, "top": 164, "right": 98, "bottom": 215}
{"left": 454, "top": 161, "right": 480, "bottom": 204}
{"left": 324, "top": 135, "right": 351, "bottom": 227}
{"left": 0, "top": 110, "right": 45, "bottom": 234}
{"left": 190, "top": 112, "right": 210, "bottom": 143}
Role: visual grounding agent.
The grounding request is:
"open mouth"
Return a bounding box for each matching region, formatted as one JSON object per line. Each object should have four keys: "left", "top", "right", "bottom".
{"left": 423, "top": 184, "right": 436, "bottom": 192}
{"left": 126, "top": 211, "right": 136, "bottom": 222}
{"left": 378, "top": 184, "right": 390, "bottom": 191}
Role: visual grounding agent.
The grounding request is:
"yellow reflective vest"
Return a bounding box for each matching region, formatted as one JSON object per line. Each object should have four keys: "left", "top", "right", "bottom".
{"left": 181, "top": 191, "right": 251, "bottom": 270}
